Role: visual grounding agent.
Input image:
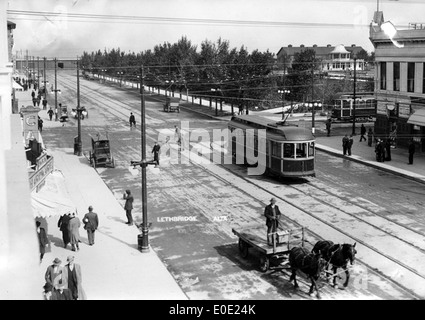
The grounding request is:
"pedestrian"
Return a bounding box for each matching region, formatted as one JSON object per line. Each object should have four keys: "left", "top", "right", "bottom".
{"left": 129, "top": 112, "right": 136, "bottom": 129}
{"left": 32, "top": 97, "right": 37, "bottom": 107}
{"left": 42, "top": 283, "right": 54, "bottom": 300}
{"left": 58, "top": 213, "right": 71, "bottom": 248}
{"left": 123, "top": 189, "right": 134, "bottom": 225}
{"left": 38, "top": 116, "right": 43, "bottom": 133}
{"left": 347, "top": 134, "right": 354, "bottom": 156}
{"left": 238, "top": 104, "right": 244, "bottom": 115}
{"left": 31, "top": 90, "right": 35, "bottom": 99}
{"left": 385, "top": 139, "right": 392, "bottom": 161}
{"left": 152, "top": 141, "right": 161, "bottom": 166}
{"left": 51, "top": 285, "right": 73, "bottom": 300}
{"left": 42, "top": 97, "right": 48, "bottom": 110}
{"left": 47, "top": 108, "right": 54, "bottom": 121}
{"left": 264, "top": 198, "right": 281, "bottom": 246}
{"left": 83, "top": 206, "right": 99, "bottom": 246}
{"left": 62, "top": 255, "right": 87, "bottom": 300}
{"left": 375, "top": 139, "right": 384, "bottom": 162}
{"left": 36, "top": 96, "right": 41, "bottom": 107}
{"left": 325, "top": 118, "right": 332, "bottom": 137}
{"left": 408, "top": 139, "right": 415, "bottom": 165}
{"left": 68, "top": 212, "right": 81, "bottom": 252}
{"left": 342, "top": 134, "right": 349, "bottom": 155}
{"left": 45, "top": 257, "right": 65, "bottom": 290}
{"left": 36, "top": 221, "right": 49, "bottom": 263}
{"left": 359, "top": 124, "right": 367, "bottom": 142}
{"left": 367, "top": 128, "right": 374, "bottom": 147}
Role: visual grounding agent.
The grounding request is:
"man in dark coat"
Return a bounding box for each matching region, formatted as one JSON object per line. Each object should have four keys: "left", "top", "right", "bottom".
{"left": 347, "top": 134, "right": 354, "bottom": 156}
{"left": 325, "top": 118, "right": 332, "bottom": 137}
{"left": 342, "top": 134, "right": 349, "bottom": 155}
{"left": 152, "top": 142, "right": 161, "bottom": 166}
{"left": 36, "top": 221, "right": 49, "bottom": 263}
{"left": 83, "top": 205, "right": 99, "bottom": 246}
{"left": 408, "top": 140, "right": 415, "bottom": 164}
{"left": 123, "top": 189, "right": 134, "bottom": 225}
{"left": 359, "top": 124, "right": 367, "bottom": 142}
{"left": 58, "top": 213, "right": 71, "bottom": 248}
{"left": 385, "top": 139, "right": 392, "bottom": 161}
{"left": 129, "top": 112, "right": 136, "bottom": 129}
{"left": 264, "top": 198, "right": 282, "bottom": 246}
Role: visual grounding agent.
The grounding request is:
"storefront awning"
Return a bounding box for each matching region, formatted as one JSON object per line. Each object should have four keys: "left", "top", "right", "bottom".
{"left": 31, "top": 170, "right": 76, "bottom": 218}
{"left": 407, "top": 109, "right": 425, "bottom": 126}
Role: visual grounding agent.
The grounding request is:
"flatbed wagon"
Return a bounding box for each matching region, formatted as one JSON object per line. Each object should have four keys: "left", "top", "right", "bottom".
{"left": 232, "top": 224, "right": 305, "bottom": 272}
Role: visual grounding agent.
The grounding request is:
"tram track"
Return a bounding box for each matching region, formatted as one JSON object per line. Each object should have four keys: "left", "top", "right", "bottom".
{"left": 48, "top": 71, "right": 425, "bottom": 299}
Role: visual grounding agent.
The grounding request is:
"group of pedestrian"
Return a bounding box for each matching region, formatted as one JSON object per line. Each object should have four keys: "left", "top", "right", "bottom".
{"left": 57, "top": 207, "right": 99, "bottom": 250}
{"left": 43, "top": 255, "right": 86, "bottom": 300}
{"left": 342, "top": 134, "right": 354, "bottom": 156}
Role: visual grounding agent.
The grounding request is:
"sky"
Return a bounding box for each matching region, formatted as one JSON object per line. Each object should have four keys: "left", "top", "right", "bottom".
{"left": 6, "top": 0, "right": 425, "bottom": 59}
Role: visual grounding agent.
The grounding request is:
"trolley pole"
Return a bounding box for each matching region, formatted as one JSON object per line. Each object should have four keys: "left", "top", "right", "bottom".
{"left": 54, "top": 58, "right": 58, "bottom": 117}
{"left": 352, "top": 58, "right": 357, "bottom": 135}
{"left": 311, "top": 66, "right": 315, "bottom": 135}
{"left": 43, "top": 57, "right": 47, "bottom": 99}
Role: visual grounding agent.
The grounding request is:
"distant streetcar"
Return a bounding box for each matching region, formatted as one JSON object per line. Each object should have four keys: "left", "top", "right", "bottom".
{"left": 331, "top": 93, "right": 377, "bottom": 122}
{"left": 228, "top": 115, "right": 315, "bottom": 178}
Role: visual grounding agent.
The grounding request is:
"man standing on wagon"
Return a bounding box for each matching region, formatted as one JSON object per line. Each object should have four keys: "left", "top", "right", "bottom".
{"left": 264, "top": 198, "right": 282, "bottom": 246}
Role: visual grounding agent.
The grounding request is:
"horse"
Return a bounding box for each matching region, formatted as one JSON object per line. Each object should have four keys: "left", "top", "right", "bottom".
{"left": 312, "top": 240, "right": 357, "bottom": 288}
{"left": 288, "top": 246, "right": 326, "bottom": 299}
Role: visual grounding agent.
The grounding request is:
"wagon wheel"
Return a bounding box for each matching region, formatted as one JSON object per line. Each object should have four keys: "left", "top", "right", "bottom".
{"left": 259, "top": 256, "right": 270, "bottom": 272}
{"left": 238, "top": 239, "right": 249, "bottom": 258}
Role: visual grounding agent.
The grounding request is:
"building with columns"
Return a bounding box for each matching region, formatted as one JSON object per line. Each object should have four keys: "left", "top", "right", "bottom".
{"left": 370, "top": 10, "right": 425, "bottom": 151}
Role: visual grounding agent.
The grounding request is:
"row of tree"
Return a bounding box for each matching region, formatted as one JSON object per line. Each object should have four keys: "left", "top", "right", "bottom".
{"left": 80, "top": 36, "right": 374, "bottom": 111}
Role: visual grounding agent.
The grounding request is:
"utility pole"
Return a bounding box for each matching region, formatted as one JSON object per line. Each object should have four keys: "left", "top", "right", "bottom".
{"left": 76, "top": 58, "right": 82, "bottom": 156}
{"left": 352, "top": 58, "right": 357, "bottom": 135}
{"left": 54, "top": 58, "right": 58, "bottom": 117}
{"left": 311, "top": 66, "right": 315, "bottom": 135}
{"left": 37, "top": 57, "right": 40, "bottom": 89}
{"left": 43, "top": 57, "right": 47, "bottom": 99}
{"left": 139, "top": 66, "right": 149, "bottom": 253}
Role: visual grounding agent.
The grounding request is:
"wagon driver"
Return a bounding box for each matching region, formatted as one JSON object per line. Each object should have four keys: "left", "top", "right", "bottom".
{"left": 264, "top": 198, "right": 282, "bottom": 246}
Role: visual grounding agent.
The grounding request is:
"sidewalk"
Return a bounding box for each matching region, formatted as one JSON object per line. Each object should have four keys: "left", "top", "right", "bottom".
{"left": 39, "top": 149, "right": 188, "bottom": 300}
{"left": 15, "top": 86, "right": 187, "bottom": 300}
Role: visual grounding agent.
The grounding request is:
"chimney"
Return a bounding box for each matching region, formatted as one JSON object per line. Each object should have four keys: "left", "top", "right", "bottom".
{"left": 313, "top": 44, "right": 317, "bottom": 48}
{"left": 300, "top": 44, "right": 305, "bottom": 48}
{"left": 288, "top": 44, "right": 292, "bottom": 47}
{"left": 327, "top": 44, "right": 331, "bottom": 47}
{"left": 351, "top": 44, "right": 356, "bottom": 47}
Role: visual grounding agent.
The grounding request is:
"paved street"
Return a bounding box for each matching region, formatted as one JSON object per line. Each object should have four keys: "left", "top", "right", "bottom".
{"left": 18, "top": 69, "right": 425, "bottom": 300}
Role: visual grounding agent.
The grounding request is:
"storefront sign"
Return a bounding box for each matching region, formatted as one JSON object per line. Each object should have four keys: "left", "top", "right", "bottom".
{"left": 398, "top": 104, "right": 411, "bottom": 119}
{"left": 377, "top": 102, "right": 388, "bottom": 115}
{"left": 20, "top": 105, "right": 41, "bottom": 145}
{"left": 29, "top": 154, "right": 54, "bottom": 191}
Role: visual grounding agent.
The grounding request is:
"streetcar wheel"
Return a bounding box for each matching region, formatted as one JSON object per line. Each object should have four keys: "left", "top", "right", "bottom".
{"left": 259, "top": 256, "right": 270, "bottom": 272}
{"left": 238, "top": 239, "right": 249, "bottom": 258}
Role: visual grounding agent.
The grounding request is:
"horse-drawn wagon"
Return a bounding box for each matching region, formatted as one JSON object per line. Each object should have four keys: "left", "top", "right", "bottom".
{"left": 163, "top": 97, "right": 180, "bottom": 113}
{"left": 232, "top": 223, "right": 305, "bottom": 272}
{"left": 88, "top": 133, "right": 115, "bottom": 169}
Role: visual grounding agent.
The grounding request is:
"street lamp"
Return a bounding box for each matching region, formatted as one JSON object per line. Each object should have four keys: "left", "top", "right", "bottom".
{"left": 129, "top": 66, "right": 157, "bottom": 253}
{"left": 304, "top": 101, "right": 322, "bottom": 135}
{"left": 278, "top": 89, "right": 290, "bottom": 120}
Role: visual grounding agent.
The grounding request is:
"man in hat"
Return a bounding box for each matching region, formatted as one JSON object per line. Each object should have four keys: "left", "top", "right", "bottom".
{"left": 68, "top": 212, "right": 81, "bottom": 251}
{"left": 83, "top": 205, "right": 99, "bottom": 246}
{"left": 36, "top": 220, "right": 49, "bottom": 263}
{"left": 264, "top": 198, "right": 282, "bottom": 246}
{"left": 62, "top": 255, "right": 86, "bottom": 300}
{"left": 45, "top": 258, "right": 64, "bottom": 290}
{"left": 123, "top": 189, "right": 134, "bottom": 226}
{"left": 58, "top": 213, "right": 71, "bottom": 249}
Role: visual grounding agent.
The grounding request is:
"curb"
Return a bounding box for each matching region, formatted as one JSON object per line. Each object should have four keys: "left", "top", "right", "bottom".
{"left": 316, "top": 145, "right": 425, "bottom": 185}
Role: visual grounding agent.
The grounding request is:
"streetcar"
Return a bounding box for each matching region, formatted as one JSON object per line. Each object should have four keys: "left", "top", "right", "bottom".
{"left": 331, "top": 93, "right": 377, "bottom": 122}
{"left": 227, "top": 115, "right": 315, "bottom": 178}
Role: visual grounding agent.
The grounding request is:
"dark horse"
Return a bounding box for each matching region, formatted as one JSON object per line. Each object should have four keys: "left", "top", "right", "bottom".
{"left": 289, "top": 246, "right": 326, "bottom": 299}
{"left": 312, "top": 240, "right": 357, "bottom": 288}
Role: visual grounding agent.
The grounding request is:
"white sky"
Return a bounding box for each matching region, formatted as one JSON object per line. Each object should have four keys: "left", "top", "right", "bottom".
{"left": 7, "top": 0, "right": 425, "bottom": 59}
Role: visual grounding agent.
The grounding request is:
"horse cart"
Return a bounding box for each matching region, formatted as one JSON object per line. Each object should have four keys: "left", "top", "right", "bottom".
{"left": 88, "top": 133, "right": 115, "bottom": 168}
{"left": 163, "top": 97, "right": 180, "bottom": 113}
{"left": 232, "top": 224, "right": 305, "bottom": 272}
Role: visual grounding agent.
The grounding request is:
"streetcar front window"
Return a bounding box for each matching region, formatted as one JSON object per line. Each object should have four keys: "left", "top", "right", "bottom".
{"left": 295, "top": 143, "right": 307, "bottom": 158}
{"left": 283, "top": 143, "right": 294, "bottom": 158}
{"left": 309, "top": 142, "right": 315, "bottom": 157}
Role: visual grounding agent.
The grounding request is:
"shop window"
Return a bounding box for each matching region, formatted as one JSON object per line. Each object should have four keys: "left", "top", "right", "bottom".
{"left": 380, "top": 62, "right": 386, "bottom": 90}
{"left": 407, "top": 62, "right": 415, "bottom": 93}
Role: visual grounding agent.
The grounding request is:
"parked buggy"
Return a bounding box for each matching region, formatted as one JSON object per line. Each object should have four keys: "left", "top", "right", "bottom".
{"left": 71, "top": 106, "right": 88, "bottom": 120}
{"left": 59, "top": 105, "right": 69, "bottom": 123}
{"left": 163, "top": 97, "right": 180, "bottom": 113}
{"left": 88, "top": 133, "right": 115, "bottom": 168}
